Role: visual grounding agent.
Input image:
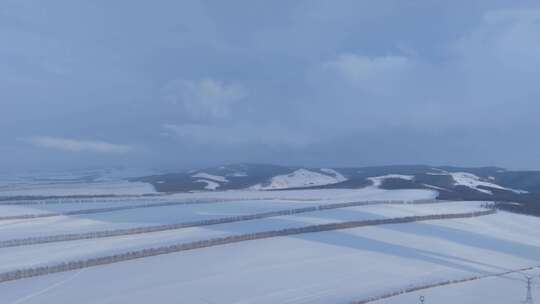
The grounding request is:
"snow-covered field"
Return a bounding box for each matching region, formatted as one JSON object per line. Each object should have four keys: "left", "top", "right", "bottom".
{"left": 375, "top": 268, "right": 540, "bottom": 304}
{"left": 0, "top": 179, "right": 538, "bottom": 304}
{"left": 0, "top": 202, "right": 486, "bottom": 274}
{"left": 0, "top": 200, "right": 327, "bottom": 239}
{"left": 0, "top": 180, "right": 157, "bottom": 197}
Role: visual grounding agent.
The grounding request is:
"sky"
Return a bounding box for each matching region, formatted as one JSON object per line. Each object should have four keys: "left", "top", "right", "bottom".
{"left": 2, "top": 0, "right": 540, "bottom": 173}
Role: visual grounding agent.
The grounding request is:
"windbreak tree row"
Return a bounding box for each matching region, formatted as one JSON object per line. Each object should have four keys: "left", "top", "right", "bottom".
{"left": 0, "top": 209, "right": 496, "bottom": 284}
{"left": 0, "top": 199, "right": 438, "bottom": 248}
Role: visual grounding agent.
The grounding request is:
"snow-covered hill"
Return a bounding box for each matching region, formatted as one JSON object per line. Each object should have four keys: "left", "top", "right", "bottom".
{"left": 135, "top": 164, "right": 532, "bottom": 195}
{"left": 128, "top": 164, "right": 540, "bottom": 216}
{"left": 368, "top": 174, "right": 414, "bottom": 187}
{"left": 449, "top": 172, "right": 527, "bottom": 194}
{"left": 3, "top": 164, "right": 540, "bottom": 216}
{"left": 251, "top": 168, "right": 347, "bottom": 190}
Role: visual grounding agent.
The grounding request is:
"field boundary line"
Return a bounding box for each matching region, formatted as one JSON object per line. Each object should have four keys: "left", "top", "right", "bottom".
{"left": 0, "top": 209, "right": 495, "bottom": 284}
{"left": 0, "top": 199, "right": 442, "bottom": 248}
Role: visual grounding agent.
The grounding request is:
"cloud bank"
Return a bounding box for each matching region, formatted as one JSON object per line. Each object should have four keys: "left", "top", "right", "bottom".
{"left": 2, "top": 2, "right": 540, "bottom": 171}
{"left": 28, "top": 137, "right": 132, "bottom": 154}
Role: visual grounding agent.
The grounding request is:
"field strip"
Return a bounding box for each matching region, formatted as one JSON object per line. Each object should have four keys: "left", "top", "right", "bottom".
{"left": 0, "top": 200, "right": 228, "bottom": 221}
{"left": 0, "top": 196, "right": 323, "bottom": 206}
{"left": 0, "top": 200, "right": 446, "bottom": 248}
{"left": 351, "top": 265, "right": 540, "bottom": 304}
{"left": 0, "top": 199, "right": 436, "bottom": 222}
{"left": 0, "top": 209, "right": 496, "bottom": 284}
{"left": 0, "top": 197, "right": 263, "bottom": 206}
{"left": 0, "top": 194, "right": 164, "bottom": 204}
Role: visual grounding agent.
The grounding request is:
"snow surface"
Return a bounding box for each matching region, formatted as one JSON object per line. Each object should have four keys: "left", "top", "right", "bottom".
{"left": 2, "top": 181, "right": 538, "bottom": 304}
{"left": 1, "top": 209, "right": 539, "bottom": 304}
{"left": 450, "top": 172, "right": 527, "bottom": 194}
{"left": 0, "top": 180, "right": 156, "bottom": 197}
{"left": 422, "top": 184, "right": 450, "bottom": 191}
{"left": 320, "top": 168, "right": 347, "bottom": 181}
{"left": 368, "top": 175, "right": 414, "bottom": 187}
{"left": 375, "top": 268, "right": 540, "bottom": 304}
{"left": 0, "top": 201, "right": 487, "bottom": 273}
{"left": 228, "top": 172, "right": 247, "bottom": 177}
{"left": 134, "top": 186, "right": 437, "bottom": 204}
{"left": 0, "top": 186, "right": 437, "bottom": 244}
{"left": 0, "top": 200, "right": 325, "bottom": 239}
{"left": 192, "top": 173, "right": 229, "bottom": 183}
{"left": 251, "top": 169, "right": 347, "bottom": 190}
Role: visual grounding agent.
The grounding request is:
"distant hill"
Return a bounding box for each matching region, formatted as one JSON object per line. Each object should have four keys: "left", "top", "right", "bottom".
{"left": 132, "top": 163, "right": 540, "bottom": 216}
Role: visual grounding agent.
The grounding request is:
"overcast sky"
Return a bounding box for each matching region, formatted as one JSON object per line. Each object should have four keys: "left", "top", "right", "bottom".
{"left": 2, "top": 0, "right": 540, "bottom": 173}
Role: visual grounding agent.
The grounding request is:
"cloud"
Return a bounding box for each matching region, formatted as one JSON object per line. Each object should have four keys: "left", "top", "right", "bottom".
{"left": 162, "top": 123, "right": 312, "bottom": 148}
{"left": 448, "top": 8, "right": 540, "bottom": 118}
{"left": 4, "top": 2, "right": 540, "bottom": 171}
{"left": 27, "top": 137, "right": 132, "bottom": 154}
{"left": 456, "top": 9, "right": 540, "bottom": 72}
{"left": 161, "top": 78, "right": 247, "bottom": 121}
{"left": 325, "top": 54, "right": 412, "bottom": 80}
{"left": 310, "top": 8, "right": 540, "bottom": 130}
{"left": 320, "top": 53, "right": 416, "bottom": 98}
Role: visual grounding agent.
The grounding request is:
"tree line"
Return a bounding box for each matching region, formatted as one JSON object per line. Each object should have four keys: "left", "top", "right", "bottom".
{"left": 0, "top": 199, "right": 236, "bottom": 221}
{"left": 0, "top": 209, "right": 496, "bottom": 284}
{"left": 0, "top": 199, "right": 439, "bottom": 248}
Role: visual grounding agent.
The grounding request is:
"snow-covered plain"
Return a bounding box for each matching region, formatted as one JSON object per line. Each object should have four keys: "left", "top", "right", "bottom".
{"left": 0, "top": 180, "right": 157, "bottom": 197}
{"left": 0, "top": 199, "right": 326, "bottom": 239}
{"left": 1, "top": 210, "right": 539, "bottom": 304}
{"left": 0, "top": 180, "right": 539, "bottom": 304}
{"left": 375, "top": 268, "right": 540, "bottom": 304}
{"left": 0, "top": 202, "right": 486, "bottom": 274}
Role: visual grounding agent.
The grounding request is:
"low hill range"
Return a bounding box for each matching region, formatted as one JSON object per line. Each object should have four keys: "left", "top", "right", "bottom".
{"left": 134, "top": 164, "right": 540, "bottom": 216}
